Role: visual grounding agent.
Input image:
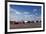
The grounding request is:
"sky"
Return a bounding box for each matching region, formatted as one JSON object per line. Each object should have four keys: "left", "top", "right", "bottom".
{"left": 10, "top": 5, "right": 41, "bottom": 21}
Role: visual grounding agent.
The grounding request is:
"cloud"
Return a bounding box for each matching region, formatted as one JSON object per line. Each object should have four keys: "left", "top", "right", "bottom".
{"left": 33, "top": 9, "right": 37, "bottom": 12}
{"left": 10, "top": 8, "right": 41, "bottom": 21}
{"left": 10, "top": 7, "right": 22, "bottom": 14}
{"left": 15, "top": 11, "right": 21, "bottom": 14}
{"left": 10, "top": 14, "right": 41, "bottom": 21}
{"left": 10, "top": 7, "right": 22, "bottom": 21}
{"left": 24, "top": 12, "right": 29, "bottom": 14}
{"left": 35, "top": 13, "right": 38, "bottom": 15}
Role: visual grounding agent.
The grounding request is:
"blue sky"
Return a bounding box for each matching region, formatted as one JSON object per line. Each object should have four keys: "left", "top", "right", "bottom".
{"left": 10, "top": 5, "right": 41, "bottom": 21}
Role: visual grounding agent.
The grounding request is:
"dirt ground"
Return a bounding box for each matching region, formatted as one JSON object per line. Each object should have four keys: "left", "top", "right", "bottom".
{"left": 10, "top": 23, "right": 41, "bottom": 29}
